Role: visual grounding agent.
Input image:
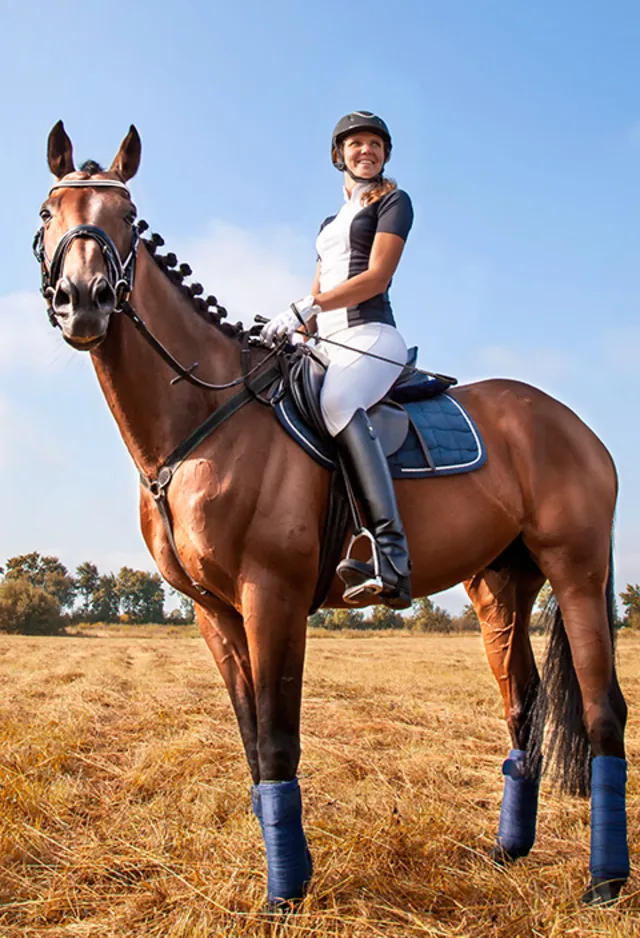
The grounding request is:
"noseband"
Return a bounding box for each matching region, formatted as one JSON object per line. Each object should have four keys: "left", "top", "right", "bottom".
{"left": 32, "top": 179, "right": 138, "bottom": 328}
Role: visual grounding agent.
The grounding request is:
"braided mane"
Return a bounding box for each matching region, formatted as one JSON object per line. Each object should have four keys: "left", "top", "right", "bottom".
{"left": 79, "top": 160, "right": 246, "bottom": 340}
{"left": 136, "top": 220, "right": 246, "bottom": 339}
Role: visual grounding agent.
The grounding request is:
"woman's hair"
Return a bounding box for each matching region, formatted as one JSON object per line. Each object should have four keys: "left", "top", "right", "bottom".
{"left": 361, "top": 176, "right": 397, "bottom": 206}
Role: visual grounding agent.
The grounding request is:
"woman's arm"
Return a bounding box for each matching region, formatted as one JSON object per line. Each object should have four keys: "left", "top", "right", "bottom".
{"left": 312, "top": 232, "right": 406, "bottom": 312}
{"left": 311, "top": 260, "right": 321, "bottom": 298}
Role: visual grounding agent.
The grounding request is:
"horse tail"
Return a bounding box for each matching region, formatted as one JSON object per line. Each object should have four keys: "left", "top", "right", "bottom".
{"left": 527, "top": 543, "right": 617, "bottom": 797}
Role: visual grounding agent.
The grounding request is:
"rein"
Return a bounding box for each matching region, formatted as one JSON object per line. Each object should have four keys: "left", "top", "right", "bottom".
{"left": 33, "top": 178, "right": 279, "bottom": 393}
{"left": 34, "top": 177, "right": 285, "bottom": 600}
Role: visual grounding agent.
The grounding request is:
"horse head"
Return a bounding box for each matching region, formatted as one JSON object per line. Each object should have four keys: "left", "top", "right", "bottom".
{"left": 36, "top": 121, "right": 141, "bottom": 349}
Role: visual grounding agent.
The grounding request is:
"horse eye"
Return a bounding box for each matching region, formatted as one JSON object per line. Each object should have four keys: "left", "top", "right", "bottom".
{"left": 125, "top": 207, "right": 138, "bottom": 225}
{"left": 39, "top": 208, "right": 51, "bottom": 223}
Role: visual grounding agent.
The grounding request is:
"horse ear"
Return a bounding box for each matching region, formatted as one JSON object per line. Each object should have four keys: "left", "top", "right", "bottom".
{"left": 47, "top": 120, "right": 75, "bottom": 178}
{"left": 109, "top": 125, "right": 142, "bottom": 181}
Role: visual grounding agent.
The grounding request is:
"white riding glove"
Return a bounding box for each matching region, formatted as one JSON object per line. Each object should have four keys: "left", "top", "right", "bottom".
{"left": 260, "top": 295, "right": 320, "bottom": 346}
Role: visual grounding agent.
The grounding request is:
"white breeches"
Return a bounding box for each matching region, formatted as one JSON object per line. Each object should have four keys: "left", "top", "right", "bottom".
{"left": 318, "top": 322, "right": 407, "bottom": 437}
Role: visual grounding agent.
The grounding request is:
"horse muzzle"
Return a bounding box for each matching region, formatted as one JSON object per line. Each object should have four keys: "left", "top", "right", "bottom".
{"left": 52, "top": 274, "right": 115, "bottom": 349}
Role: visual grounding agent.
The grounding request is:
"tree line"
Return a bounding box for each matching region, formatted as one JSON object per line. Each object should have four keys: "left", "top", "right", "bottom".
{"left": 1, "top": 550, "right": 639, "bottom": 636}
{"left": 309, "top": 597, "right": 481, "bottom": 632}
{"left": 0, "top": 552, "right": 195, "bottom": 634}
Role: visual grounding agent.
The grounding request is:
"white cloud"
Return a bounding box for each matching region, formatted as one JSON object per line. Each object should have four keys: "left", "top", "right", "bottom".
{"left": 0, "top": 395, "right": 20, "bottom": 467}
{"left": 0, "top": 392, "right": 64, "bottom": 468}
{"left": 432, "top": 583, "right": 468, "bottom": 615}
{"left": 178, "top": 221, "right": 313, "bottom": 323}
{"left": 0, "top": 291, "right": 70, "bottom": 373}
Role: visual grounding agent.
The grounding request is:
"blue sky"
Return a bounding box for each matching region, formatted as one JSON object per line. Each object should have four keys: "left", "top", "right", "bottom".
{"left": 1, "top": 0, "right": 638, "bottom": 611}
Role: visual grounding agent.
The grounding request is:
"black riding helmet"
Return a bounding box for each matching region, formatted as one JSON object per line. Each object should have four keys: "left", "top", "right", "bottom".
{"left": 331, "top": 111, "right": 392, "bottom": 181}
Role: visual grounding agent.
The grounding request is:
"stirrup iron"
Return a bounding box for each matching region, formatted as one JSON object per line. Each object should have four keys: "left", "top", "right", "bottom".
{"left": 338, "top": 529, "right": 384, "bottom": 604}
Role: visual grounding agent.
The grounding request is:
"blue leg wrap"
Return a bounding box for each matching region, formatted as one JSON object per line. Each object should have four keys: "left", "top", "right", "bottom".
{"left": 251, "top": 778, "right": 312, "bottom": 904}
{"left": 496, "top": 749, "right": 540, "bottom": 859}
{"left": 590, "top": 756, "right": 629, "bottom": 882}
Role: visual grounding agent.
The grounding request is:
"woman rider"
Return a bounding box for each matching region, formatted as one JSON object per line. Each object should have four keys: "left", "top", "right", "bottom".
{"left": 261, "top": 111, "right": 413, "bottom": 609}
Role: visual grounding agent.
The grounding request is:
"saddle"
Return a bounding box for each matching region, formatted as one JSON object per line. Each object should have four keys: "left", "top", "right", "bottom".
{"left": 288, "top": 345, "right": 453, "bottom": 459}
{"left": 279, "top": 346, "right": 461, "bottom": 613}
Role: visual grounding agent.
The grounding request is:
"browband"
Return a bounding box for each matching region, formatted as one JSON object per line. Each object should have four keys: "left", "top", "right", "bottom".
{"left": 49, "top": 179, "right": 131, "bottom": 197}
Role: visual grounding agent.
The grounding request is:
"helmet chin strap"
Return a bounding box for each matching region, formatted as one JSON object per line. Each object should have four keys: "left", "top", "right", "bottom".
{"left": 344, "top": 165, "right": 383, "bottom": 185}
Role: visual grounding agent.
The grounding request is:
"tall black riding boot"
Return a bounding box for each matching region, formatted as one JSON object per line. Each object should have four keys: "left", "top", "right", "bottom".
{"left": 335, "top": 409, "right": 411, "bottom": 609}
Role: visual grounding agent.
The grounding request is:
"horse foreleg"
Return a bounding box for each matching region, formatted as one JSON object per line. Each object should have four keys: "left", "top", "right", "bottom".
{"left": 195, "top": 600, "right": 259, "bottom": 782}
{"left": 465, "top": 562, "right": 544, "bottom": 862}
{"left": 241, "top": 579, "right": 312, "bottom": 906}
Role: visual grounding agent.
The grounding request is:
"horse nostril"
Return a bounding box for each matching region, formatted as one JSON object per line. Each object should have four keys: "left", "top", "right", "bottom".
{"left": 91, "top": 277, "right": 116, "bottom": 310}
{"left": 52, "top": 277, "right": 76, "bottom": 315}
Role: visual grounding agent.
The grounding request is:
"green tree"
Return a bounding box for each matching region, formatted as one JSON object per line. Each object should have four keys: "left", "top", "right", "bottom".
{"left": 620, "top": 584, "right": 640, "bottom": 630}
{"left": 452, "top": 602, "right": 481, "bottom": 632}
{"left": 116, "top": 567, "right": 165, "bottom": 623}
{"left": 92, "top": 573, "right": 120, "bottom": 623}
{"left": 76, "top": 561, "right": 100, "bottom": 620}
{"left": 179, "top": 594, "right": 196, "bottom": 624}
{"left": 408, "top": 596, "right": 453, "bottom": 633}
{"left": 0, "top": 577, "right": 64, "bottom": 634}
{"left": 366, "top": 605, "right": 405, "bottom": 630}
{"left": 321, "top": 608, "right": 365, "bottom": 630}
{"left": 167, "top": 588, "right": 196, "bottom": 624}
{"left": 4, "top": 552, "right": 76, "bottom": 611}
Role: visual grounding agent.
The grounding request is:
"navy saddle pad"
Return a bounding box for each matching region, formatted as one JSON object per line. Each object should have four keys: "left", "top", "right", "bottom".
{"left": 275, "top": 386, "right": 486, "bottom": 480}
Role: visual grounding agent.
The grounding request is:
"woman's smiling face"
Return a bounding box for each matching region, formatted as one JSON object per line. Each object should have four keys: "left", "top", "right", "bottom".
{"left": 341, "top": 131, "right": 385, "bottom": 179}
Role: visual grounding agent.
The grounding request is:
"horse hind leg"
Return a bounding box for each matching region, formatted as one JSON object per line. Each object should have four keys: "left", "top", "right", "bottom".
{"left": 465, "top": 543, "right": 545, "bottom": 864}
{"left": 533, "top": 543, "right": 629, "bottom": 904}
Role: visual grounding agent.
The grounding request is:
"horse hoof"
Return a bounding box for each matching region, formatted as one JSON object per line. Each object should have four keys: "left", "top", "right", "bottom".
{"left": 489, "top": 844, "right": 529, "bottom": 866}
{"left": 264, "top": 848, "right": 312, "bottom": 914}
{"left": 582, "top": 878, "right": 625, "bottom": 906}
{"left": 263, "top": 898, "right": 302, "bottom": 916}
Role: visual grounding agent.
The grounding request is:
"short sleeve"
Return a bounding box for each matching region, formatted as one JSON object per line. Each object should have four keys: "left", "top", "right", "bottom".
{"left": 316, "top": 214, "right": 336, "bottom": 261}
{"left": 376, "top": 189, "right": 414, "bottom": 242}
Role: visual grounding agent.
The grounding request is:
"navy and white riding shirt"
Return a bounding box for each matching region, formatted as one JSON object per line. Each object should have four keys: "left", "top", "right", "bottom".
{"left": 315, "top": 182, "right": 413, "bottom": 338}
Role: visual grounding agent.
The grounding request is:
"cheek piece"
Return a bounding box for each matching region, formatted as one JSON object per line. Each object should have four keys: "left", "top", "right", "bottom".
{"left": 496, "top": 749, "right": 541, "bottom": 859}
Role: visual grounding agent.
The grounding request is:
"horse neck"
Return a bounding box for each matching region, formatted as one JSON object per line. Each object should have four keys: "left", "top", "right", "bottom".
{"left": 90, "top": 245, "right": 242, "bottom": 477}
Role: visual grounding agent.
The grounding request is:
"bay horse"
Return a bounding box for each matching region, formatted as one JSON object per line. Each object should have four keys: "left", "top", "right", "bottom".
{"left": 35, "top": 122, "right": 629, "bottom": 907}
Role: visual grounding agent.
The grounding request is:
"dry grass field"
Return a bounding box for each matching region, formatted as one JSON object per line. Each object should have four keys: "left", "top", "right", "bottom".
{"left": 0, "top": 627, "right": 638, "bottom": 938}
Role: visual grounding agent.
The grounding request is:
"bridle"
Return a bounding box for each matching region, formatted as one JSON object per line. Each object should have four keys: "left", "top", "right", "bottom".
{"left": 32, "top": 178, "right": 282, "bottom": 392}
{"left": 33, "top": 178, "right": 138, "bottom": 329}
{"left": 32, "top": 175, "right": 286, "bottom": 603}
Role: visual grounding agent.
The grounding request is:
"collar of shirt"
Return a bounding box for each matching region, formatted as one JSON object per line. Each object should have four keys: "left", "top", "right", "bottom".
{"left": 342, "top": 182, "right": 373, "bottom": 203}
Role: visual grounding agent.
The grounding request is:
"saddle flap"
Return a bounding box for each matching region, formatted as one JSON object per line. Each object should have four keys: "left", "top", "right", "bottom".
{"left": 368, "top": 402, "right": 409, "bottom": 457}
{"left": 289, "top": 349, "right": 329, "bottom": 439}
